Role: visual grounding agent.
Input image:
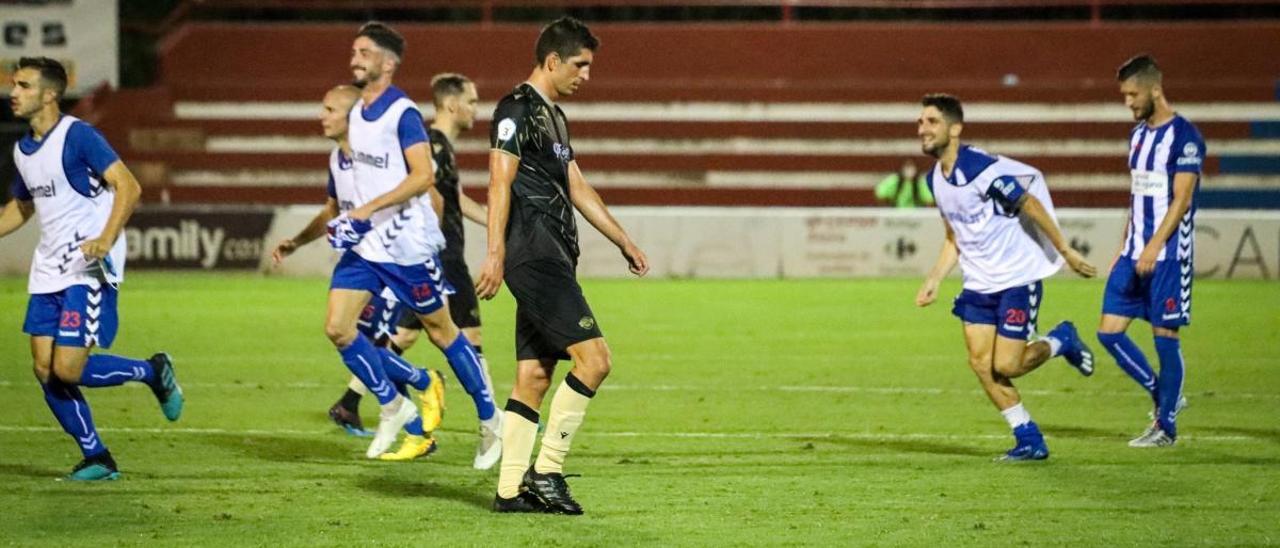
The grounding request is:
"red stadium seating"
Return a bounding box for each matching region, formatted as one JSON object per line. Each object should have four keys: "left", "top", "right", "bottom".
{"left": 84, "top": 21, "right": 1280, "bottom": 207}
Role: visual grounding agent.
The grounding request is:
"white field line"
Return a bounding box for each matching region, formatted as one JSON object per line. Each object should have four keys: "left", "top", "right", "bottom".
{"left": 174, "top": 101, "right": 1280, "bottom": 123}
{"left": 0, "top": 424, "right": 1258, "bottom": 442}
{"left": 203, "top": 135, "right": 1280, "bottom": 157}
{"left": 0, "top": 379, "right": 1275, "bottom": 400}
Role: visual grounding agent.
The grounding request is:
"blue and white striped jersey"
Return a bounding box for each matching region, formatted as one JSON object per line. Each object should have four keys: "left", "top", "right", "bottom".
{"left": 1124, "top": 114, "right": 1205, "bottom": 262}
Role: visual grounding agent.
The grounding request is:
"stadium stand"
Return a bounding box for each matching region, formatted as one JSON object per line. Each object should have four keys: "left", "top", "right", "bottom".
{"left": 76, "top": 2, "right": 1280, "bottom": 208}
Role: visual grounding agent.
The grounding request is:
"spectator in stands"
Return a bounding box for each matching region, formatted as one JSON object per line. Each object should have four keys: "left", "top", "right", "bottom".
{"left": 875, "top": 159, "right": 933, "bottom": 208}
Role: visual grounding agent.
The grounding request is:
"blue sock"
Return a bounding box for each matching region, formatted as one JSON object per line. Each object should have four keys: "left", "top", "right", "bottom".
{"left": 1097, "top": 332, "right": 1159, "bottom": 406}
{"left": 41, "top": 380, "right": 106, "bottom": 458}
{"left": 338, "top": 335, "right": 397, "bottom": 406}
{"left": 79, "top": 354, "right": 154, "bottom": 387}
{"left": 1153, "top": 336, "right": 1185, "bottom": 437}
{"left": 377, "top": 348, "right": 431, "bottom": 391}
{"left": 443, "top": 334, "right": 496, "bottom": 420}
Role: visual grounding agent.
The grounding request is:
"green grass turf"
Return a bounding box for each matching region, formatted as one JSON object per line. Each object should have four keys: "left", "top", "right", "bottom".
{"left": 1, "top": 273, "right": 1278, "bottom": 546}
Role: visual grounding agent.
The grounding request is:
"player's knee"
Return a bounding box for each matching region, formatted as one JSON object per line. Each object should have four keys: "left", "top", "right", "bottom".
{"left": 580, "top": 348, "right": 612, "bottom": 381}
{"left": 51, "top": 362, "right": 80, "bottom": 385}
{"left": 324, "top": 320, "right": 356, "bottom": 347}
{"left": 391, "top": 328, "right": 420, "bottom": 350}
{"left": 966, "top": 355, "right": 992, "bottom": 374}
{"left": 32, "top": 362, "right": 52, "bottom": 384}
{"left": 992, "top": 359, "right": 1019, "bottom": 378}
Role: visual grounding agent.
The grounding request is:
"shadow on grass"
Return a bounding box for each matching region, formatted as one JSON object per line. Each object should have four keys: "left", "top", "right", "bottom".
{"left": 0, "top": 462, "right": 63, "bottom": 479}
{"left": 1037, "top": 424, "right": 1129, "bottom": 440}
{"left": 196, "top": 432, "right": 359, "bottom": 463}
{"left": 794, "top": 436, "right": 991, "bottom": 457}
{"left": 358, "top": 475, "right": 491, "bottom": 510}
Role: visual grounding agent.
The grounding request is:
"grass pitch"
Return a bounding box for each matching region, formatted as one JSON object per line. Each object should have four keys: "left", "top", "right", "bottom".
{"left": 1, "top": 273, "right": 1278, "bottom": 546}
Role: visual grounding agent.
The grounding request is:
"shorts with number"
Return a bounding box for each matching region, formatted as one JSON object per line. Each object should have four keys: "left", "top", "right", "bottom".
{"left": 1102, "top": 257, "right": 1191, "bottom": 329}
{"left": 505, "top": 259, "right": 602, "bottom": 361}
{"left": 330, "top": 251, "right": 452, "bottom": 315}
{"left": 951, "top": 281, "right": 1043, "bottom": 340}
{"left": 23, "top": 283, "right": 120, "bottom": 348}
{"left": 398, "top": 254, "right": 478, "bottom": 331}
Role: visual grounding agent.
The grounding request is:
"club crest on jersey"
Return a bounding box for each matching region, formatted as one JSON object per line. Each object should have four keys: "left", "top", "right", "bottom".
{"left": 1177, "top": 142, "right": 1202, "bottom": 166}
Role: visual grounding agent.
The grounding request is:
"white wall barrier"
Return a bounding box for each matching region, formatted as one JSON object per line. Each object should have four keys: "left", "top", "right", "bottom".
{"left": 3, "top": 207, "right": 1279, "bottom": 281}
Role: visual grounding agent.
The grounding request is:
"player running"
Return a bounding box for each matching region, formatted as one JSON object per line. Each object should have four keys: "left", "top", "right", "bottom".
{"left": 312, "top": 22, "right": 489, "bottom": 460}
{"left": 1096, "top": 55, "right": 1204, "bottom": 448}
{"left": 914, "top": 93, "right": 1098, "bottom": 461}
{"left": 0, "top": 57, "right": 183, "bottom": 480}
{"left": 477, "top": 17, "right": 649, "bottom": 514}
{"left": 323, "top": 73, "right": 502, "bottom": 468}
{"left": 272, "top": 84, "right": 446, "bottom": 460}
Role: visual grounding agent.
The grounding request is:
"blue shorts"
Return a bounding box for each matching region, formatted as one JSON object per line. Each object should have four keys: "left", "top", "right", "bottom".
{"left": 23, "top": 283, "right": 120, "bottom": 348}
{"left": 330, "top": 251, "right": 453, "bottom": 316}
{"left": 951, "top": 281, "right": 1043, "bottom": 340}
{"left": 1102, "top": 257, "right": 1191, "bottom": 329}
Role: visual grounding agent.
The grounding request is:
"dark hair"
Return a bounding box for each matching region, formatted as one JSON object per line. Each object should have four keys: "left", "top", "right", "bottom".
{"left": 1117, "top": 54, "right": 1161, "bottom": 83}
{"left": 430, "top": 73, "right": 472, "bottom": 106}
{"left": 17, "top": 57, "right": 68, "bottom": 99}
{"left": 357, "top": 21, "right": 405, "bottom": 59}
{"left": 534, "top": 16, "right": 599, "bottom": 67}
{"left": 922, "top": 93, "right": 963, "bottom": 123}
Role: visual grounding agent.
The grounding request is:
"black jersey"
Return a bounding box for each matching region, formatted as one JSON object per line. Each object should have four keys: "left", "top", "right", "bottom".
{"left": 429, "top": 127, "right": 466, "bottom": 260}
{"left": 489, "top": 83, "right": 579, "bottom": 270}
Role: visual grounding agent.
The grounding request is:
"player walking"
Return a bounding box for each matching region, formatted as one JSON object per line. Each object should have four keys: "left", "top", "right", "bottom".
{"left": 477, "top": 17, "right": 649, "bottom": 514}
{"left": 1096, "top": 55, "right": 1204, "bottom": 447}
{"left": 914, "top": 94, "right": 1097, "bottom": 461}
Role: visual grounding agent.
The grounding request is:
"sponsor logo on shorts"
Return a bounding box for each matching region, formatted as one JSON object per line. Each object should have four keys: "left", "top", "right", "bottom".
{"left": 1161, "top": 312, "right": 1183, "bottom": 320}
{"left": 579, "top": 316, "right": 595, "bottom": 330}
{"left": 58, "top": 330, "right": 80, "bottom": 338}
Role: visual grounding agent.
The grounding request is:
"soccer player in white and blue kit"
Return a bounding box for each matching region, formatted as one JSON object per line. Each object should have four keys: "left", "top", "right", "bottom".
{"left": 915, "top": 94, "right": 1098, "bottom": 461}
{"left": 319, "top": 23, "right": 495, "bottom": 459}
{"left": 1096, "top": 55, "right": 1204, "bottom": 448}
{"left": 0, "top": 57, "right": 183, "bottom": 481}
{"left": 272, "top": 84, "right": 446, "bottom": 458}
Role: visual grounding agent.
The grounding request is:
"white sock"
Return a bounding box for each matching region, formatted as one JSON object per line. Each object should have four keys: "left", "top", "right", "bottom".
{"left": 347, "top": 376, "right": 369, "bottom": 396}
{"left": 1042, "top": 336, "right": 1064, "bottom": 357}
{"left": 1000, "top": 403, "right": 1032, "bottom": 429}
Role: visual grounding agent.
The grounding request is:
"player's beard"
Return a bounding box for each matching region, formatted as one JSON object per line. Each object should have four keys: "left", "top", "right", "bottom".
{"left": 352, "top": 64, "right": 379, "bottom": 88}
{"left": 1134, "top": 99, "right": 1155, "bottom": 123}
{"left": 922, "top": 134, "right": 948, "bottom": 158}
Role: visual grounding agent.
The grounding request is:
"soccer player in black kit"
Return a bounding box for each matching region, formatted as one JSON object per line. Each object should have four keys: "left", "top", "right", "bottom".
{"left": 477, "top": 17, "right": 649, "bottom": 515}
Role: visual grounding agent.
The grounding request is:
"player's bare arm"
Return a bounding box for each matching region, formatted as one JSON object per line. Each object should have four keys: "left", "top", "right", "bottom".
{"left": 476, "top": 150, "right": 518, "bottom": 299}
{"left": 1135, "top": 172, "right": 1195, "bottom": 275}
{"left": 459, "top": 191, "right": 488, "bottom": 227}
{"left": 427, "top": 185, "right": 445, "bottom": 220}
{"left": 273, "top": 197, "right": 340, "bottom": 265}
{"left": 917, "top": 219, "right": 958, "bottom": 307}
{"left": 348, "top": 141, "right": 433, "bottom": 221}
{"left": 567, "top": 161, "right": 649, "bottom": 276}
{"left": 0, "top": 198, "right": 35, "bottom": 238}
{"left": 1018, "top": 194, "right": 1097, "bottom": 278}
{"left": 81, "top": 161, "right": 141, "bottom": 260}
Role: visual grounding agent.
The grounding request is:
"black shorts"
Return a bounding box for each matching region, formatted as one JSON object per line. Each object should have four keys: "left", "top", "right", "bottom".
{"left": 397, "top": 254, "right": 482, "bottom": 331}
{"left": 505, "top": 259, "right": 602, "bottom": 361}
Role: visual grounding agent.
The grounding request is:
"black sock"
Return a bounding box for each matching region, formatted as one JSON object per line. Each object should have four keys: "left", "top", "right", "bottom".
{"left": 473, "top": 345, "right": 483, "bottom": 355}
{"left": 339, "top": 389, "right": 362, "bottom": 412}
{"left": 389, "top": 341, "right": 405, "bottom": 356}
